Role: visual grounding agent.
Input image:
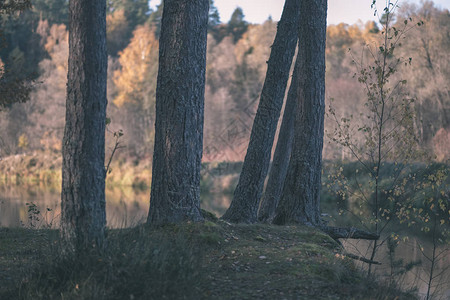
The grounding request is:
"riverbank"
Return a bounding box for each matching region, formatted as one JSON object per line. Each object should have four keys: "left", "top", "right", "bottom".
{"left": 0, "top": 219, "right": 417, "bottom": 300}
{"left": 0, "top": 152, "right": 244, "bottom": 191}
{"left": 0, "top": 151, "right": 152, "bottom": 189}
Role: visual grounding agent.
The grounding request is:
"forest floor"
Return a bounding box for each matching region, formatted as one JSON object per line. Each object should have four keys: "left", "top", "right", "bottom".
{"left": 0, "top": 213, "right": 416, "bottom": 300}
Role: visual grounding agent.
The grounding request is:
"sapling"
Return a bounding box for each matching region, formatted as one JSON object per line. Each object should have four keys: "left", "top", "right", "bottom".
{"left": 327, "top": 0, "right": 425, "bottom": 276}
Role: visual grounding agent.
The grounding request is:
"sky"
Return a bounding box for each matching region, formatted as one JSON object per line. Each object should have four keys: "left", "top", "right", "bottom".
{"left": 150, "top": 0, "right": 450, "bottom": 25}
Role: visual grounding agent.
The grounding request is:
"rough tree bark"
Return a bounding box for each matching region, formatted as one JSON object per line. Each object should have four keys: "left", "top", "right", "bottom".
{"left": 147, "top": 0, "right": 209, "bottom": 224}
{"left": 222, "top": 0, "right": 300, "bottom": 223}
{"left": 258, "top": 59, "right": 298, "bottom": 222}
{"left": 61, "top": 0, "right": 107, "bottom": 252}
{"left": 273, "top": 0, "right": 328, "bottom": 225}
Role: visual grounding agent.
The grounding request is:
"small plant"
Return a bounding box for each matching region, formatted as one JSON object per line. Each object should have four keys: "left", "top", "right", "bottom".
{"left": 25, "top": 202, "right": 40, "bottom": 228}
{"left": 385, "top": 235, "right": 420, "bottom": 289}
{"left": 105, "top": 117, "right": 125, "bottom": 177}
{"left": 326, "top": 0, "right": 429, "bottom": 278}
{"left": 413, "top": 168, "right": 450, "bottom": 300}
{"left": 23, "top": 202, "right": 57, "bottom": 229}
{"left": 17, "top": 133, "right": 28, "bottom": 150}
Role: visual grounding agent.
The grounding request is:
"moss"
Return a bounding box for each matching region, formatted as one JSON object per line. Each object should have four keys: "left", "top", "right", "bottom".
{"left": 201, "top": 209, "right": 218, "bottom": 221}
{"left": 199, "top": 232, "right": 222, "bottom": 245}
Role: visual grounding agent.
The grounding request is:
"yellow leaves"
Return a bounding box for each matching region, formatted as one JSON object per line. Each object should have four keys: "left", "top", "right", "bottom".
{"left": 44, "top": 24, "right": 68, "bottom": 55}
{"left": 113, "top": 94, "right": 129, "bottom": 108}
{"left": 40, "top": 131, "right": 62, "bottom": 152}
{"left": 38, "top": 24, "right": 69, "bottom": 86}
{"left": 233, "top": 22, "right": 276, "bottom": 75}
{"left": 18, "top": 133, "right": 28, "bottom": 149}
{"left": 439, "top": 201, "right": 445, "bottom": 212}
{"left": 348, "top": 24, "right": 363, "bottom": 41}
{"left": 113, "top": 25, "right": 159, "bottom": 108}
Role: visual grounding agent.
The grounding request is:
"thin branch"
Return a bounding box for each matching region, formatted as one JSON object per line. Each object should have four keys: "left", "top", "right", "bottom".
{"left": 104, "top": 131, "right": 125, "bottom": 177}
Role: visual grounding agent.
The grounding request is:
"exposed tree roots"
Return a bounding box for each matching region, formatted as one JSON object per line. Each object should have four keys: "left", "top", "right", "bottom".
{"left": 343, "top": 252, "right": 382, "bottom": 265}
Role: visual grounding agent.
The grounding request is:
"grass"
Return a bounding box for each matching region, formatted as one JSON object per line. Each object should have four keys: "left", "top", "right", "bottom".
{"left": 0, "top": 217, "right": 417, "bottom": 300}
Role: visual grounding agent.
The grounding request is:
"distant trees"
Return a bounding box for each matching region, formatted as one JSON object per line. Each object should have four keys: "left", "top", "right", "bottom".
{"left": 208, "top": 0, "right": 220, "bottom": 28}
{"left": 397, "top": 1, "right": 450, "bottom": 157}
{"left": 26, "top": 23, "right": 68, "bottom": 151}
{"left": 32, "top": 0, "right": 68, "bottom": 25}
{"left": 0, "top": 0, "right": 447, "bottom": 173}
{"left": 147, "top": 0, "right": 209, "bottom": 224}
{"left": 0, "top": 58, "right": 31, "bottom": 110}
{"left": 228, "top": 7, "right": 248, "bottom": 43}
{"left": 222, "top": 0, "right": 300, "bottom": 223}
{"left": 106, "top": 0, "right": 150, "bottom": 55}
{"left": 106, "top": 9, "right": 131, "bottom": 56}
{"left": 112, "top": 25, "right": 158, "bottom": 157}
{"left": 0, "top": 2, "right": 33, "bottom": 157}
{"left": 0, "top": 0, "right": 31, "bottom": 13}
{"left": 107, "top": 0, "right": 150, "bottom": 29}
{"left": 61, "top": 0, "right": 107, "bottom": 252}
{"left": 0, "top": 0, "right": 32, "bottom": 111}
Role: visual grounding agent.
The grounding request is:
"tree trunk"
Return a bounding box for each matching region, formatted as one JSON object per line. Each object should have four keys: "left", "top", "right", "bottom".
{"left": 222, "top": 0, "right": 300, "bottom": 223}
{"left": 147, "top": 0, "right": 209, "bottom": 224}
{"left": 61, "top": 0, "right": 107, "bottom": 253}
{"left": 258, "top": 59, "right": 298, "bottom": 222}
{"left": 273, "top": 0, "right": 327, "bottom": 226}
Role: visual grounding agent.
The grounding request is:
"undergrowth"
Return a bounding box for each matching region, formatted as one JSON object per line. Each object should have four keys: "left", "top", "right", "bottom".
{"left": 0, "top": 218, "right": 418, "bottom": 299}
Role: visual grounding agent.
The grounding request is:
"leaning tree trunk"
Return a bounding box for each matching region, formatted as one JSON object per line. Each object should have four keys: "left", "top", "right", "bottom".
{"left": 258, "top": 59, "right": 298, "bottom": 222}
{"left": 147, "top": 0, "right": 209, "bottom": 224}
{"left": 273, "top": 0, "right": 327, "bottom": 226}
{"left": 61, "top": 0, "right": 107, "bottom": 253}
{"left": 222, "top": 0, "right": 300, "bottom": 223}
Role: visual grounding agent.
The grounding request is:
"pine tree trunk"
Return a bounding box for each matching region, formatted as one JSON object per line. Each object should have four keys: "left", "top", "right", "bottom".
{"left": 222, "top": 0, "right": 300, "bottom": 223}
{"left": 147, "top": 0, "right": 209, "bottom": 224}
{"left": 273, "top": 0, "right": 327, "bottom": 226}
{"left": 61, "top": 0, "right": 107, "bottom": 253}
{"left": 258, "top": 58, "right": 298, "bottom": 222}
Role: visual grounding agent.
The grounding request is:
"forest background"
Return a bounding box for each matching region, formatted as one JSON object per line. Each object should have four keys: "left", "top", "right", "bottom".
{"left": 0, "top": 0, "right": 448, "bottom": 178}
